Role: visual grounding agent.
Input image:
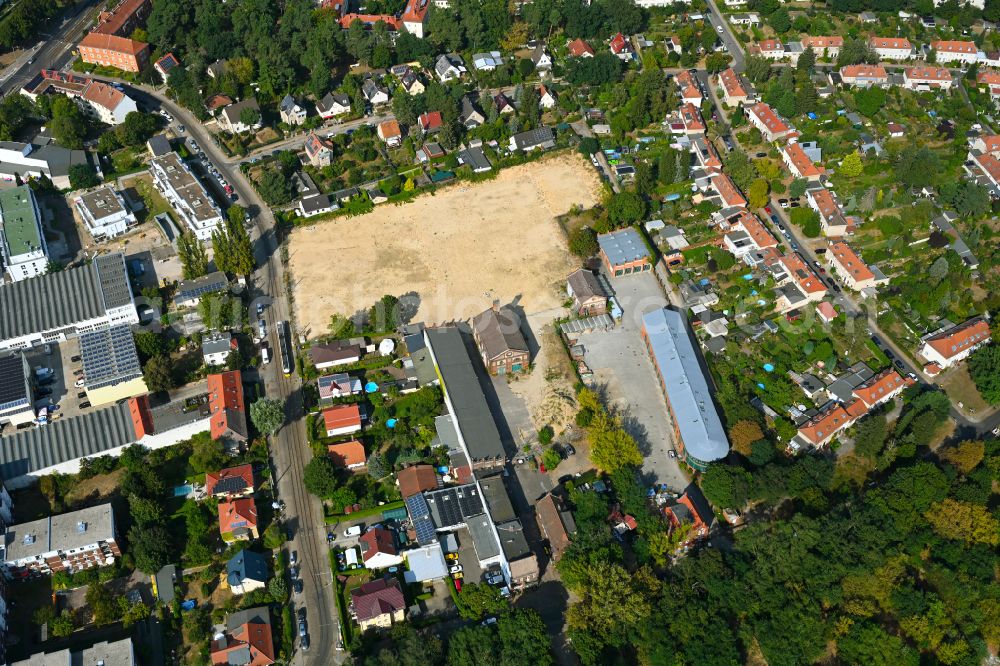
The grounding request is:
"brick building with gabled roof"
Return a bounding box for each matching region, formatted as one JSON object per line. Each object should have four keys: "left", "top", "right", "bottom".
{"left": 828, "top": 241, "right": 875, "bottom": 291}
{"left": 218, "top": 498, "right": 258, "bottom": 541}
{"left": 919, "top": 318, "right": 992, "bottom": 369}
{"left": 207, "top": 371, "right": 247, "bottom": 443}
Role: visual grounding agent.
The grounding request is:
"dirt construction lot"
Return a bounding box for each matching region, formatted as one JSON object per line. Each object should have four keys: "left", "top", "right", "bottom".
{"left": 289, "top": 153, "right": 602, "bottom": 338}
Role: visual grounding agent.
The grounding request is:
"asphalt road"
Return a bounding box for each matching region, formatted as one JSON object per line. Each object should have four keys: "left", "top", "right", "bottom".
{"left": 0, "top": 0, "right": 100, "bottom": 97}
{"left": 112, "top": 82, "right": 344, "bottom": 665}
{"left": 704, "top": 0, "right": 745, "bottom": 72}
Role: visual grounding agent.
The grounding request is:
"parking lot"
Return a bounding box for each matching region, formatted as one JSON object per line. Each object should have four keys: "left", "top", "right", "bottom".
{"left": 575, "top": 271, "right": 690, "bottom": 492}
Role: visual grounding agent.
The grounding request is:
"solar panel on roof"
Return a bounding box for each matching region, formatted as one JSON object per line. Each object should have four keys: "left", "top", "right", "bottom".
{"left": 212, "top": 476, "right": 248, "bottom": 495}
{"left": 413, "top": 516, "right": 436, "bottom": 545}
{"left": 405, "top": 493, "right": 430, "bottom": 519}
{"left": 80, "top": 325, "right": 142, "bottom": 389}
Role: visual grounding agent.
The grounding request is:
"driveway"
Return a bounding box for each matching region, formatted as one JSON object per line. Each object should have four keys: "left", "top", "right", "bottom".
{"left": 575, "top": 272, "right": 690, "bottom": 492}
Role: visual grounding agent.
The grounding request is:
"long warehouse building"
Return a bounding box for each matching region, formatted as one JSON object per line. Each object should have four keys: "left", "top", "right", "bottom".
{"left": 641, "top": 307, "right": 729, "bottom": 471}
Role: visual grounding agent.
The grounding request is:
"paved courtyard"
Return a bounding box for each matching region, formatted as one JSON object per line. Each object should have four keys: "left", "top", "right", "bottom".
{"left": 575, "top": 271, "right": 690, "bottom": 492}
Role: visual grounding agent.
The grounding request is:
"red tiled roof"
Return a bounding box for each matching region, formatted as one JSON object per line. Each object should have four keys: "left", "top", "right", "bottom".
{"left": 816, "top": 301, "right": 837, "bottom": 321}
{"left": 780, "top": 252, "right": 826, "bottom": 294}
{"left": 93, "top": 0, "right": 149, "bottom": 36}
{"left": 734, "top": 210, "right": 777, "bottom": 248}
{"left": 924, "top": 319, "right": 991, "bottom": 360}
{"left": 679, "top": 102, "right": 705, "bottom": 131}
{"left": 905, "top": 67, "right": 952, "bottom": 81}
{"left": 206, "top": 94, "right": 234, "bottom": 111}
{"left": 809, "top": 188, "right": 840, "bottom": 219}
{"left": 840, "top": 64, "right": 888, "bottom": 80}
{"left": 852, "top": 368, "right": 909, "bottom": 407}
{"left": 359, "top": 527, "right": 397, "bottom": 562}
{"left": 978, "top": 70, "right": 1000, "bottom": 86}
{"left": 128, "top": 395, "right": 153, "bottom": 439}
{"left": 396, "top": 464, "right": 438, "bottom": 497}
{"left": 304, "top": 132, "right": 333, "bottom": 158}
{"left": 869, "top": 36, "right": 912, "bottom": 50}
{"left": 610, "top": 33, "right": 630, "bottom": 54}
{"left": 829, "top": 241, "right": 874, "bottom": 283}
{"left": 748, "top": 102, "right": 790, "bottom": 136}
{"left": 973, "top": 151, "right": 1000, "bottom": 184}
{"left": 567, "top": 38, "right": 594, "bottom": 57}
{"left": 801, "top": 35, "right": 844, "bottom": 49}
{"left": 401, "top": 0, "right": 430, "bottom": 22}
{"left": 719, "top": 68, "right": 747, "bottom": 98}
{"left": 218, "top": 498, "right": 258, "bottom": 534}
{"left": 211, "top": 621, "right": 275, "bottom": 666}
{"left": 419, "top": 110, "right": 443, "bottom": 131}
{"left": 378, "top": 119, "right": 402, "bottom": 139}
{"left": 755, "top": 39, "right": 783, "bottom": 52}
{"left": 350, "top": 577, "right": 405, "bottom": 622}
{"left": 978, "top": 134, "right": 1000, "bottom": 152}
{"left": 339, "top": 13, "right": 401, "bottom": 29}
{"left": 322, "top": 404, "right": 362, "bottom": 431}
{"left": 783, "top": 142, "right": 824, "bottom": 178}
{"left": 207, "top": 371, "right": 247, "bottom": 441}
{"left": 82, "top": 80, "right": 125, "bottom": 111}
{"left": 206, "top": 464, "right": 254, "bottom": 497}
{"left": 931, "top": 39, "right": 977, "bottom": 53}
{"left": 798, "top": 402, "right": 853, "bottom": 445}
{"left": 79, "top": 32, "right": 148, "bottom": 56}
{"left": 327, "top": 440, "right": 367, "bottom": 468}
{"left": 710, "top": 173, "right": 746, "bottom": 207}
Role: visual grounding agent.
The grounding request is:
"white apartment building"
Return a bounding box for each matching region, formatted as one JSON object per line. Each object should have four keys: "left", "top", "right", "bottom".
{"left": 21, "top": 71, "right": 137, "bottom": 125}
{"left": 919, "top": 318, "right": 991, "bottom": 368}
{"left": 74, "top": 185, "right": 136, "bottom": 240}
{"left": 0, "top": 185, "right": 48, "bottom": 282}
{"left": 149, "top": 153, "right": 223, "bottom": 240}
{"left": 930, "top": 40, "right": 978, "bottom": 65}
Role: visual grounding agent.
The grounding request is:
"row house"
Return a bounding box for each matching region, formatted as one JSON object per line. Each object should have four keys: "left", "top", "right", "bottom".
{"left": 977, "top": 70, "right": 1000, "bottom": 101}
{"left": 710, "top": 173, "right": 747, "bottom": 208}
{"left": 782, "top": 142, "right": 824, "bottom": 181}
{"left": 852, "top": 368, "right": 912, "bottom": 410}
{"left": 839, "top": 64, "right": 889, "bottom": 88}
{"left": 718, "top": 68, "right": 750, "bottom": 106}
{"left": 771, "top": 251, "right": 827, "bottom": 312}
{"left": 692, "top": 135, "right": 722, "bottom": 173}
{"left": 869, "top": 36, "right": 914, "bottom": 60}
{"left": 78, "top": 33, "right": 149, "bottom": 72}
{"left": 675, "top": 70, "right": 703, "bottom": 105}
{"left": 903, "top": 66, "right": 954, "bottom": 91}
{"left": 827, "top": 241, "right": 876, "bottom": 291}
{"left": 747, "top": 103, "right": 795, "bottom": 142}
{"left": 929, "top": 40, "right": 978, "bottom": 65}
{"left": 722, "top": 209, "right": 777, "bottom": 258}
{"left": 751, "top": 39, "right": 785, "bottom": 60}
{"left": 800, "top": 35, "right": 843, "bottom": 59}
{"left": 806, "top": 187, "right": 850, "bottom": 236}
{"left": 919, "top": 318, "right": 992, "bottom": 369}
{"left": 679, "top": 102, "right": 705, "bottom": 134}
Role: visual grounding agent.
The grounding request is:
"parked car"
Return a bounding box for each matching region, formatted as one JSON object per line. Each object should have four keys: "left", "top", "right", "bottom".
{"left": 669, "top": 450, "right": 677, "bottom": 459}
{"left": 298, "top": 620, "right": 307, "bottom": 638}
{"left": 79, "top": 401, "right": 91, "bottom": 409}
{"left": 301, "top": 634, "right": 310, "bottom": 651}
{"left": 290, "top": 551, "right": 298, "bottom": 566}
{"left": 562, "top": 444, "right": 576, "bottom": 456}
{"left": 445, "top": 552, "right": 459, "bottom": 562}
{"left": 290, "top": 565, "right": 299, "bottom": 580}
{"left": 343, "top": 525, "right": 363, "bottom": 538}
{"left": 293, "top": 579, "right": 304, "bottom": 594}
{"left": 297, "top": 607, "right": 306, "bottom": 621}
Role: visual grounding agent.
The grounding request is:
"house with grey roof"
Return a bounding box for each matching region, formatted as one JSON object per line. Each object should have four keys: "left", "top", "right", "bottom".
{"left": 598, "top": 227, "right": 651, "bottom": 276}
{"left": 423, "top": 326, "right": 507, "bottom": 471}
{"left": 0, "top": 252, "right": 137, "bottom": 351}
{"left": 435, "top": 53, "right": 467, "bottom": 82}
{"left": 362, "top": 79, "right": 390, "bottom": 106}
{"left": 457, "top": 145, "right": 491, "bottom": 172}
{"left": 203, "top": 332, "right": 235, "bottom": 366}
{"left": 173, "top": 271, "right": 228, "bottom": 309}
{"left": 279, "top": 94, "right": 307, "bottom": 126}
{"left": 0, "top": 136, "right": 87, "bottom": 189}
{"left": 472, "top": 305, "right": 530, "bottom": 376}
{"left": 218, "top": 98, "right": 262, "bottom": 134}
{"left": 316, "top": 91, "right": 351, "bottom": 119}
{"left": 641, "top": 308, "right": 729, "bottom": 471}
{"left": 460, "top": 96, "right": 486, "bottom": 128}
{"left": 226, "top": 549, "right": 268, "bottom": 595}
{"left": 508, "top": 127, "right": 555, "bottom": 152}
{"left": 146, "top": 133, "right": 171, "bottom": 157}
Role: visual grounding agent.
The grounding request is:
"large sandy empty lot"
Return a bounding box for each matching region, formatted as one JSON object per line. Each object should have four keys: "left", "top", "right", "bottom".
{"left": 289, "top": 153, "right": 602, "bottom": 338}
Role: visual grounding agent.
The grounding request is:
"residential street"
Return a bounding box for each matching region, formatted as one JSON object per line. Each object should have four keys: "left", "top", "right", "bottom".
{"left": 114, "top": 82, "right": 344, "bottom": 665}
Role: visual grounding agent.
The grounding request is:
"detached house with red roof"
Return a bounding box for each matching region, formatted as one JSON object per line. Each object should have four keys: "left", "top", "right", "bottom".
{"left": 839, "top": 64, "right": 889, "bottom": 88}
{"left": 800, "top": 36, "right": 843, "bottom": 59}
{"left": 919, "top": 318, "right": 992, "bottom": 369}
{"left": 211, "top": 607, "right": 274, "bottom": 666}
{"left": 207, "top": 371, "right": 248, "bottom": 446}
{"left": 751, "top": 39, "right": 785, "bottom": 60}
{"left": 418, "top": 110, "right": 443, "bottom": 133}
{"left": 350, "top": 577, "right": 405, "bottom": 631}
{"left": 322, "top": 403, "right": 363, "bottom": 437}
{"left": 610, "top": 33, "right": 634, "bottom": 60}
{"left": 718, "top": 68, "right": 750, "bottom": 106}
{"left": 567, "top": 38, "right": 595, "bottom": 58}
{"left": 359, "top": 527, "right": 404, "bottom": 569}
{"left": 977, "top": 70, "right": 1000, "bottom": 100}
{"left": 218, "top": 498, "right": 259, "bottom": 541}
{"left": 206, "top": 464, "right": 255, "bottom": 499}
{"left": 794, "top": 402, "right": 854, "bottom": 449}
{"left": 327, "top": 440, "right": 367, "bottom": 470}
{"left": 304, "top": 133, "right": 335, "bottom": 168}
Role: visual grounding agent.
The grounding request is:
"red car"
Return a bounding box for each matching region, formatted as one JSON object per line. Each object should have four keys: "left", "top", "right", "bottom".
{"left": 764, "top": 206, "right": 772, "bottom": 214}
{"left": 454, "top": 579, "right": 462, "bottom": 592}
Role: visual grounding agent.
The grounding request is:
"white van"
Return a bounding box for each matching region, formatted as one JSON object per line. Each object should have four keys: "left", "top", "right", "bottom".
{"left": 343, "top": 525, "right": 362, "bottom": 538}
{"left": 344, "top": 547, "right": 358, "bottom": 568}
{"left": 261, "top": 346, "right": 271, "bottom": 364}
